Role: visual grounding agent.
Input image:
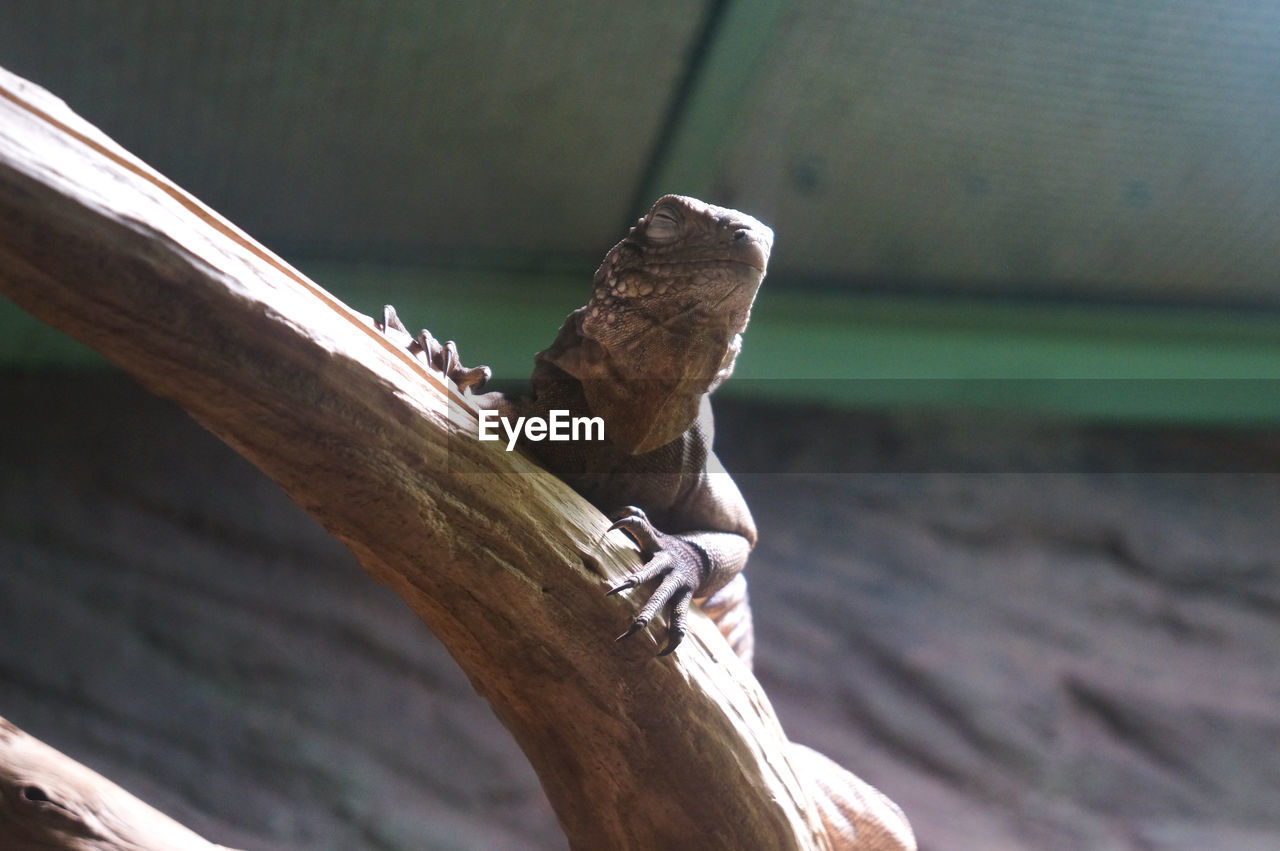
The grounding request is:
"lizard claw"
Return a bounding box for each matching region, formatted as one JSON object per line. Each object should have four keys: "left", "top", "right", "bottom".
{"left": 607, "top": 505, "right": 649, "bottom": 526}
{"left": 615, "top": 620, "right": 647, "bottom": 642}
{"left": 615, "top": 589, "right": 688, "bottom": 655}
{"left": 378, "top": 304, "right": 411, "bottom": 337}
{"left": 607, "top": 506, "right": 661, "bottom": 554}
{"left": 379, "top": 304, "right": 491, "bottom": 393}
{"left": 430, "top": 337, "right": 491, "bottom": 393}
{"left": 605, "top": 577, "right": 637, "bottom": 596}
{"left": 606, "top": 507, "right": 707, "bottom": 656}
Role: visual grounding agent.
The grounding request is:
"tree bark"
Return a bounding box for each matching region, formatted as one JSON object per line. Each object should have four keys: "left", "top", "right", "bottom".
{"left": 0, "top": 65, "right": 831, "bottom": 849}
{"left": 0, "top": 718, "right": 232, "bottom": 850}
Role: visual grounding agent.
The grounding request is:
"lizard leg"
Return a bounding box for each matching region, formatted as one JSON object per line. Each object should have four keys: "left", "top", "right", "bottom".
{"left": 606, "top": 506, "right": 716, "bottom": 656}
{"left": 698, "top": 574, "right": 754, "bottom": 667}
{"left": 379, "top": 305, "right": 492, "bottom": 393}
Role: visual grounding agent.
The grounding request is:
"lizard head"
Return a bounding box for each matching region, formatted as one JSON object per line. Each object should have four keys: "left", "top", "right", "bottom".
{"left": 547, "top": 195, "right": 773, "bottom": 453}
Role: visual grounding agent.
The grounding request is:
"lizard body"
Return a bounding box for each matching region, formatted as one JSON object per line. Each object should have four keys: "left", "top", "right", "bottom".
{"left": 386, "top": 194, "right": 766, "bottom": 658}
{"left": 382, "top": 195, "right": 915, "bottom": 850}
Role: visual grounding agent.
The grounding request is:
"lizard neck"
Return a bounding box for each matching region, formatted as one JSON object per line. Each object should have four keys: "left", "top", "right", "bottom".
{"left": 537, "top": 297, "right": 745, "bottom": 454}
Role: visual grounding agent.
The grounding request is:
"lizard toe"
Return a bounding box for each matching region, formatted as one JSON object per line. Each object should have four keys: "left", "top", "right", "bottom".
{"left": 607, "top": 509, "right": 661, "bottom": 554}
{"left": 657, "top": 589, "right": 692, "bottom": 656}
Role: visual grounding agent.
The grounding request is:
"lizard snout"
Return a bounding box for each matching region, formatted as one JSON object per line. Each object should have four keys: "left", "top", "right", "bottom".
{"left": 728, "top": 223, "right": 772, "bottom": 272}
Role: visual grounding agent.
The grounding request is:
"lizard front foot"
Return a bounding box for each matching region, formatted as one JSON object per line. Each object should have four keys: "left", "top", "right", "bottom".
{"left": 606, "top": 506, "right": 709, "bottom": 656}
{"left": 378, "top": 304, "right": 492, "bottom": 393}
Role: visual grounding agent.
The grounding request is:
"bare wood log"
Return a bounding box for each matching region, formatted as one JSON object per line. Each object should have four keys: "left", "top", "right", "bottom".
{"left": 0, "top": 718, "right": 232, "bottom": 850}
{"left": 0, "top": 66, "right": 834, "bottom": 848}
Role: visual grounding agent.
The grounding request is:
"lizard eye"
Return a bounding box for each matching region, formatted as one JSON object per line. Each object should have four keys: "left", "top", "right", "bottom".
{"left": 646, "top": 206, "right": 680, "bottom": 241}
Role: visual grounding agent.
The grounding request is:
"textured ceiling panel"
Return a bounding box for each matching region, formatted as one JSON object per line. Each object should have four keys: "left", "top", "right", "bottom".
{"left": 716, "top": 1, "right": 1280, "bottom": 304}
{"left": 0, "top": 0, "right": 701, "bottom": 259}
{"left": 3, "top": 1, "right": 1279, "bottom": 308}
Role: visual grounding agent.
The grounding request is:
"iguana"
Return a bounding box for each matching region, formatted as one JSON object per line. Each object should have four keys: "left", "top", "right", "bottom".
{"left": 382, "top": 194, "right": 766, "bottom": 660}
{"left": 381, "top": 194, "right": 915, "bottom": 850}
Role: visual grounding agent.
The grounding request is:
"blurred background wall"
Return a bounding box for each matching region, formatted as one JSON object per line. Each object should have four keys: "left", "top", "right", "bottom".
{"left": 2, "top": 3, "right": 1279, "bottom": 848}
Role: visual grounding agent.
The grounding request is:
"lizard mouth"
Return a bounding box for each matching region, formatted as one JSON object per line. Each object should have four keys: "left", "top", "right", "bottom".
{"left": 730, "top": 228, "right": 773, "bottom": 273}
{"left": 734, "top": 249, "right": 769, "bottom": 274}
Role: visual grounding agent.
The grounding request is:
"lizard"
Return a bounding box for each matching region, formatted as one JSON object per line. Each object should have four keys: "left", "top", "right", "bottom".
{"left": 382, "top": 194, "right": 767, "bottom": 661}
{"left": 380, "top": 194, "right": 916, "bottom": 850}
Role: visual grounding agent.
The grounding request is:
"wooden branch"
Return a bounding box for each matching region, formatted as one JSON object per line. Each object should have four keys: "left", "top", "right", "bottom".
{"left": 0, "top": 66, "right": 831, "bottom": 848}
{"left": 0, "top": 718, "right": 231, "bottom": 849}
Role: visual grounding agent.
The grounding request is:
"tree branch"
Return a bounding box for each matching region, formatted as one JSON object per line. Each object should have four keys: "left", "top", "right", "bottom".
{"left": 0, "top": 65, "right": 831, "bottom": 849}
{"left": 0, "top": 718, "right": 232, "bottom": 849}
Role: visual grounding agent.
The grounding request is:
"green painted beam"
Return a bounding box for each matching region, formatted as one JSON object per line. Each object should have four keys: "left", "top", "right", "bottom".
{"left": 732, "top": 290, "right": 1280, "bottom": 424}
{"left": 7, "top": 264, "right": 1280, "bottom": 425}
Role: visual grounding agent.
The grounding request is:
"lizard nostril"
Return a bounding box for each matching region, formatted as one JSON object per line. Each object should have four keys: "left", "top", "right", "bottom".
{"left": 732, "top": 228, "right": 751, "bottom": 241}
